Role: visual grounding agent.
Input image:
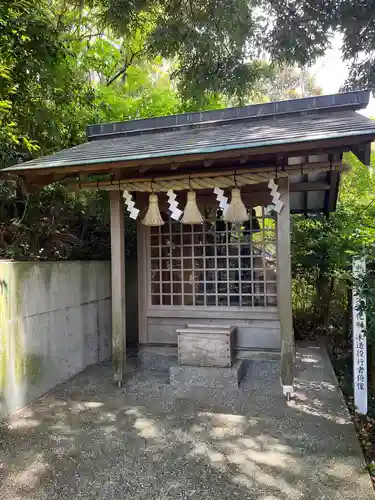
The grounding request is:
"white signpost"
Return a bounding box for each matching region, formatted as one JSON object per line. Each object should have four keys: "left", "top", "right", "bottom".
{"left": 352, "top": 257, "right": 368, "bottom": 415}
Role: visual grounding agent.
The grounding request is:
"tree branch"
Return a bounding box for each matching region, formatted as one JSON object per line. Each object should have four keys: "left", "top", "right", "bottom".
{"left": 106, "top": 50, "right": 143, "bottom": 87}
{"left": 79, "top": 32, "right": 104, "bottom": 41}
{"left": 55, "top": 0, "right": 70, "bottom": 30}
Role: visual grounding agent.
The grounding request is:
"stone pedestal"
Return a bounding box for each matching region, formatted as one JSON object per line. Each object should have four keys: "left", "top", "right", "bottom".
{"left": 169, "top": 359, "right": 245, "bottom": 389}
{"left": 170, "top": 325, "right": 244, "bottom": 388}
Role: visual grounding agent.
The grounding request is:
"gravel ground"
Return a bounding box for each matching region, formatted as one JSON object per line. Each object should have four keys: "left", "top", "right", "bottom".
{"left": 0, "top": 344, "right": 373, "bottom": 499}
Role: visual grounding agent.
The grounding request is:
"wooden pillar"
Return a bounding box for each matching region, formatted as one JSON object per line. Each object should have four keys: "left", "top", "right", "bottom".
{"left": 110, "top": 191, "right": 126, "bottom": 385}
{"left": 276, "top": 177, "right": 295, "bottom": 396}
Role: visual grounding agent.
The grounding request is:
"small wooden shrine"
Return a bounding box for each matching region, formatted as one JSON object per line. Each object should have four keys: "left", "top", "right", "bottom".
{"left": 4, "top": 90, "right": 375, "bottom": 397}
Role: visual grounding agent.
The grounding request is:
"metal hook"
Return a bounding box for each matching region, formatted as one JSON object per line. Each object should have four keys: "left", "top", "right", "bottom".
{"left": 189, "top": 174, "right": 192, "bottom": 190}
{"left": 275, "top": 165, "right": 278, "bottom": 180}
{"left": 151, "top": 179, "right": 154, "bottom": 193}
{"left": 234, "top": 170, "right": 238, "bottom": 187}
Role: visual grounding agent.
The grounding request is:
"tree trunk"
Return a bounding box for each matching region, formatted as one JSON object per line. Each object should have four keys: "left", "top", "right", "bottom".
{"left": 322, "top": 277, "right": 335, "bottom": 329}
{"left": 314, "top": 274, "right": 334, "bottom": 330}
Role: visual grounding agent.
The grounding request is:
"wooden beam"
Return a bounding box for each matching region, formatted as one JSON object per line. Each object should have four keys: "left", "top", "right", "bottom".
{"left": 110, "top": 191, "right": 127, "bottom": 386}
{"left": 351, "top": 142, "right": 372, "bottom": 166}
{"left": 21, "top": 172, "right": 70, "bottom": 189}
{"left": 303, "top": 173, "right": 309, "bottom": 216}
{"left": 276, "top": 177, "right": 295, "bottom": 396}
{"left": 291, "top": 181, "right": 329, "bottom": 192}
{"left": 137, "top": 220, "right": 148, "bottom": 345}
{"left": 243, "top": 181, "right": 329, "bottom": 193}
{"left": 70, "top": 179, "right": 331, "bottom": 194}
{"left": 291, "top": 208, "right": 326, "bottom": 215}
{"left": 324, "top": 169, "right": 340, "bottom": 215}
{"left": 136, "top": 190, "right": 272, "bottom": 210}
{"left": 72, "top": 161, "right": 342, "bottom": 191}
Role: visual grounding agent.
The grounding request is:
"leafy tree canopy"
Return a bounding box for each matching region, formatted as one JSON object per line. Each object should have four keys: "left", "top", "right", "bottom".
{"left": 338, "top": 0, "right": 375, "bottom": 91}
{"left": 48, "top": 0, "right": 354, "bottom": 100}
{"left": 93, "top": 0, "right": 337, "bottom": 100}
{"left": 0, "top": 0, "right": 98, "bottom": 166}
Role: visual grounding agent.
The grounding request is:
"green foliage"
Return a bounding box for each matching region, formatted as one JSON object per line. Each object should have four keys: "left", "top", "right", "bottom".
{"left": 87, "top": 0, "right": 342, "bottom": 102}
{"left": 0, "top": 180, "right": 110, "bottom": 260}
{"left": 0, "top": 0, "right": 58, "bottom": 164}
{"left": 266, "top": 65, "right": 322, "bottom": 101}
{"left": 0, "top": 0, "right": 99, "bottom": 166}
{"left": 343, "top": 151, "right": 375, "bottom": 346}
{"left": 0, "top": 0, "right": 237, "bottom": 261}
{"left": 338, "top": 1, "right": 375, "bottom": 90}
{"left": 102, "top": 0, "right": 375, "bottom": 94}
{"left": 292, "top": 213, "right": 355, "bottom": 281}
{"left": 93, "top": 60, "right": 181, "bottom": 122}
{"left": 261, "top": 1, "right": 336, "bottom": 65}
{"left": 148, "top": 0, "right": 266, "bottom": 102}
{"left": 291, "top": 151, "right": 375, "bottom": 341}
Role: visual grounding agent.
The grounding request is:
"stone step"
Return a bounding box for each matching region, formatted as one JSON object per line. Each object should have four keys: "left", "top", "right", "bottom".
{"left": 169, "top": 360, "right": 245, "bottom": 389}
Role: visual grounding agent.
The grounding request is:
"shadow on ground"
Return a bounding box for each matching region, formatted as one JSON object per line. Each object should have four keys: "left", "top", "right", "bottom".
{"left": 0, "top": 345, "right": 372, "bottom": 499}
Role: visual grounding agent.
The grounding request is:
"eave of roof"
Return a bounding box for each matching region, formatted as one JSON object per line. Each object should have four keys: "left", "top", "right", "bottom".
{"left": 3, "top": 112, "right": 375, "bottom": 172}
{"left": 3, "top": 91, "right": 375, "bottom": 174}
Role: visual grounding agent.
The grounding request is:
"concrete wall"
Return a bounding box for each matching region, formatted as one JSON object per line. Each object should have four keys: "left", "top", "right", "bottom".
{"left": 0, "top": 260, "right": 111, "bottom": 418}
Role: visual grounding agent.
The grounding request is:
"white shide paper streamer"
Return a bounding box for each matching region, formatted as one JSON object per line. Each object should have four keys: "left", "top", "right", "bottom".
{"left": 123, "top": 190, "right": 140, "bottom": 220}
{"left": 213, "top": 187, "right": 229, "bottom": 213}
{"left": 268, "top": 179, "right": 284, "bottom": 214}
{"left": 167, "top": 190, "right": 183, "bottom": 221}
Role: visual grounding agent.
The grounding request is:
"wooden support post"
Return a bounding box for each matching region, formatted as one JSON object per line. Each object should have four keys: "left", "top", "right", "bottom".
{"left": 276, "top": 177, "right": 295, "bottom": 397}
{"left": 110, "top": 191, "right": 126, "bottom": 386}
{"left": 324, "top": 169, "right": 340, "bottom": 215}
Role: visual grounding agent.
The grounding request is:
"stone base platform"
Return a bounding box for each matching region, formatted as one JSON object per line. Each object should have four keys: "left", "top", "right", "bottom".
{"left": 169, "top": 359, "right": 245, "bottom": 389}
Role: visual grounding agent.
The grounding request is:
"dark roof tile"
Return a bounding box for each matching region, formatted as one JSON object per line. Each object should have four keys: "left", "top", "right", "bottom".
{"left": 4, "top": 109, "right": 375, "bottom": 172}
